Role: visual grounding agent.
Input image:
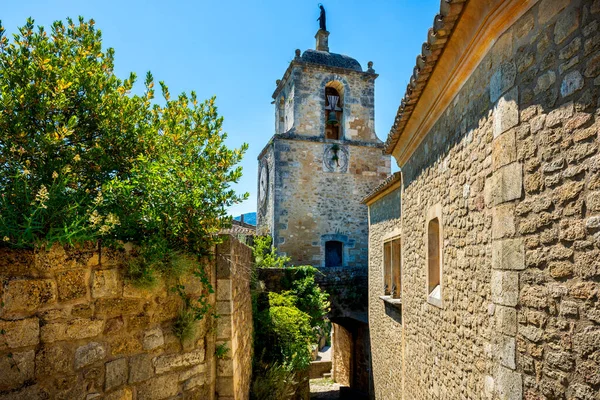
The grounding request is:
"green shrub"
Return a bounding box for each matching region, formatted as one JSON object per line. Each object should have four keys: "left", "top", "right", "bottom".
{"left": 251, "top": 236, "right": 290, "bottom": 269}
{"left": 250, "top": 363, "right": 297, "bottom": 400}
{"left": 0, "top": 17, "right": 247, "bottom": 256}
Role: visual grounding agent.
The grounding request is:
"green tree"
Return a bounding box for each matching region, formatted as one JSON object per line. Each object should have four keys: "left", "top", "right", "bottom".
{"left": 0, "top": 17, "right": 247, "bottom": 252}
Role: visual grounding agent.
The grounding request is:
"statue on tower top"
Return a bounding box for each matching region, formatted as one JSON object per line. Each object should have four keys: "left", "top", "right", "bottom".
{"left": 317, "top": 4, "right": 327, "bottom": 31}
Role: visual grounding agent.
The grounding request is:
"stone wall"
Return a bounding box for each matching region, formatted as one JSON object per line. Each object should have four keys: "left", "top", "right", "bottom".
{"left": 367, "top": 193, "right": 403, "bottom": 400}
{"left": 369, "top": 0, "right": 600, "bottom": 398}
{"left": 215, "top": 237, "right": 253, "bottom": 400}
{"left": 0, "top": 235, "right": 253, "bottom": 400}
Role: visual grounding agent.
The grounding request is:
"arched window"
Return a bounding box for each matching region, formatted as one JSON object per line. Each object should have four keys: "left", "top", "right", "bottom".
{"left": 325, "top": 240, "right": 343, "bottom": 267}
{"left": 325, "top": 82, "right": 343, "bottom": 140}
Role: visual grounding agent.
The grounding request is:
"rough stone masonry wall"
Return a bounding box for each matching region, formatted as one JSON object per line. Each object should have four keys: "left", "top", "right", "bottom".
{"left": 215, "top": 237, "right": 253, "bottom": 400}
{"left": 387, "top": 0, "right": 600, "bottom": 399}
{"left": 367, "top": 196, "right": 403, "bottom": 400}
{"left": 0, "top": 235, "right": 253, "bottom": 400}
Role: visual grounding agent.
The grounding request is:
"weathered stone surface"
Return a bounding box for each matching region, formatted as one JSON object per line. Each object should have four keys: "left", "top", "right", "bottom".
{"left": 587, "top": 191, "right": 600, "bottom": 211}
{"left": 95, "top": 298, "right": 141, "bottom": 317}
{"left": 561, "top": 70, "right": 584, "bottom": 97}
{"left": 554, "top": 7, "right": 580, "bottom": 44}
{"left": 491, "top": 271, "right": 519, "bottom": 307}
{"left": 496, "top": 335, "right": 516, "bottom": 370}
{"left": 41, "top": 318, "right": 104, "bottom": 343}
{"left": 495, "top": 365, "right": 522, "bottom": 400}
{"left": 545, "top": 101, "right": 574, "bottom": 127}
{"left": 584, "top": 52, "right": 600, "bottom": 77}
{"left": 92, "top": 269, "right": 121, "bottom": 298}
{"left": 183, "top": 373, "right": 206, "bottom": 391}
{"left": 493, "top": 129, "right": 517, "bottom": 170}
{"left": 0, "top": 317, "right": 39, "bottom": 349}
{"left": 35, "top": 344, "right": 72, "bottom": 376}
{"left": 538, "top": 0, "right": 570, "bottom": 24}
{"left": 490, "top": 62, "right": 517, "bottom": 103}
{"left": 492, "top": 205, "right": 516, "bottom": 239}
{"left": 492, "top": 239, "right": 524, "bottom": 271}
{"left": 493, "top": 87, "right": 519, "bottom": 138}
{"left": 105, "top": 358, "right": 128, "bottom": 391}
{"left": 154, "top": 348, "right": 205, "bottom": 374}
{"left": 534, "top": 71, "right": 556, "bottom": 95}
{"left": 56, "top": 269, "right": 88, "bottom": 301}
{"left": 75, "top": 342, "right": 106, "bottom": 369}
{"left": 485, "top": 163, "right": 523, "bottom": 206}
{"left": 559, "top": 219, "right": 586, "bottom": 241}
{"left": 110, "top": 336, "right": 142, "bottom": 356}
{"left": 573, "top": 327, "right": 600, "bottom": 356}
{"left": 129, "top": 353, "right": 154, "bottom": 383}
{"left": 2, "top": 279, "right": 57, "bottom": 314}
{"left": 143, "top": 327, "right": 165, "bottom": 351}
{"left": 136, "top": 374, "right": 179, "bottom": 400}
{"left": 0, "top": 350, "right": 35, "bottom": 391}
{"left": 104, "top": 388, "right": 133, "bottom": 400}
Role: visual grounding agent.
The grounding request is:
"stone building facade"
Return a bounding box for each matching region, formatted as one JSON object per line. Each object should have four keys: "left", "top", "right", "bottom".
{"left": 366, "top": 0, "right": 600, "bottom": 399}
{"left": 257, "top": 28, "right": 390, "bottom": 395}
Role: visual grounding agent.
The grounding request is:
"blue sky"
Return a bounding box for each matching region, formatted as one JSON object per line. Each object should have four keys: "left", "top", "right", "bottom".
{"left": 3, "top": 0, "right": 440, "bottom": 217}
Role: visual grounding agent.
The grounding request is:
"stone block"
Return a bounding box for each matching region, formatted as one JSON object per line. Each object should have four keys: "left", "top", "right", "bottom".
{"left": 559, "top": 219, "right": 586, "bottom": 241}
{"left": 492, "top": 205, "right": 516, "bottom": 239}
{"left": 2, "top": 279, "right": 57, "bottom": 314}
{"left": 95, "top": 298, "right": 141, "bottom": 317}
{"left": 587, "top": 191, "right": 600, "bottom": 212}
{"left": 153, "top": 348, "right": 205, "bottom": 374}
{"left": 217, "top": 359, "right": 234, "bottom": 376}
{"left": 496, "top": 305, "right": 517, "bottom": 336}
{"left": 216, "top": 301, "right": 232, "bottom": 316}
{"left": 41, "top": 318, "right": 104, "bottom": 343}
{"left": 56, "top": 269, "right": 88, "bottom": 301}
{"left": 92, "top": 269, "right": 121, "bottom": 298}
{"left": 111, "top": 336, "right": 142, "bottom": 356}
{"left": 495, "top": 365, "right": 522, "bottom": 400}
{"left": 104, "top": 388, "right": 133, "bottom": 400}
{"left": 106, "top": 358, "right": 128, "bottom": 391}
{"left": 585, "top": 52, "right": 600, "bottom": 77}
{"left": 75, "top": 342, "right": 106, "bottom": 369}
{"left": 495, "top": 334, "right": 516, "bottom": 370}
{"left": 520, "top": 325, "right": 544, "bottom": 343}
{"left": 216, "top": 376, "right": 235, "bottom": 397}
{"left": 545, "top": 101, "right": 574, "bottom": 127}
{"left": 136, "top": 374, "right": 179, "bottom": 400}
{"left": 573, "top": 327, "right": 600, "bottom": 356}
{"left": 129, "top": 354, "right": 154, "bottom": 383}
{"left": 0, "top": 350, "right": 35, "bottom": 391}
{"left": 492, "top": 270, "right": 519, "bottom": 307}
{"left": 183, "top": 373, "right": 206, "bottom": 391}
{"left": 143, "top": 327, "right": 165, "bottom": 350}
{"left": 35, "top": 344, "right": 72, "bottom": 376}
{"left": 485, "top": 163, "right": 523, "bottom": 206}
{"left": 554, "top": 6, "right": 580, "bottom": 44}
{"left": 534, "top": 71, "right": 556, "bottom": 95}
{"left": 216, "top": 279, "right": 232, "bottom": 301}
{"left": 492, "top": 129, "right": 517, "bottom": 170}
{"left": 490, "top": 62, "right": 516, "bottom": 103}
{"left": 178, "top": 364, "right": 207, "bottom": 382}
{"left": 0, "top": 317, "right": 39, "bottom": 349}
{"left": 492, "top": 239, "right": 524, "bottom": 271}
{"left": 538, "top": 0, "right": 570, "bottom": 24}
{"left": 493, "top": 87, "right": 519, "bottom": 138}
{"left": 561, "top": 70, "right": 584, "bottom": 98}
{"left": 216, "top": 314, "right": 232, "bottom": 340}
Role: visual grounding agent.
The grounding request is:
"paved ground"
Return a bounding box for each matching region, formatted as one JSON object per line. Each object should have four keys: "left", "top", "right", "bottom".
{"left": 310, "top": 378, "right": 340, "bottom": 400}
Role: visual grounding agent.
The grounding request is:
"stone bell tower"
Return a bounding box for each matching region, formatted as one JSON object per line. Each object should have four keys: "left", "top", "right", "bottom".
{"left": 257, "top": 27, "right": 390, "bottom": 272}
{"left": 256, "top": 9, "right": 390, "bottom": 394}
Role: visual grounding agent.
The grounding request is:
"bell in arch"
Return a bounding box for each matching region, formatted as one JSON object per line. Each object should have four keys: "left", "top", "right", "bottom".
{"left": 326, "top": 110, "right": 339, "bottom": 125}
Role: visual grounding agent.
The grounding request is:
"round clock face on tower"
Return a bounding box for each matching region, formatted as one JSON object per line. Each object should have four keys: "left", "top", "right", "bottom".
{"left": 258, "top": 164, "right": 269, "bottom": 208}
